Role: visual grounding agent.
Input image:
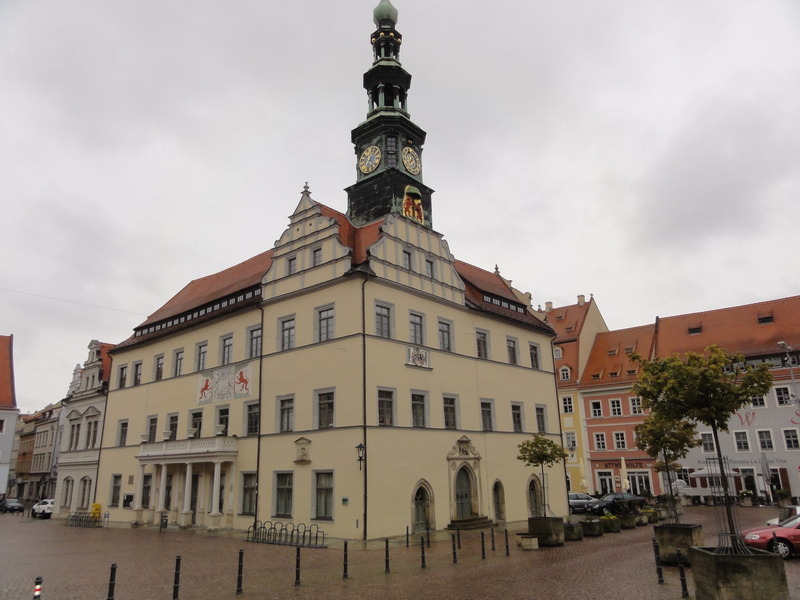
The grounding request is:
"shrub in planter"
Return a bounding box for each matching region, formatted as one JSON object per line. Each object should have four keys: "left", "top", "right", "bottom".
{"left": 582, "top": 519, "right": 603, "bottom": 537}
{"left": 620, "top": 515, "right": 637, "bottom": 529}
{"left": 601, "top": 515, "right": 621, "bottom": 533}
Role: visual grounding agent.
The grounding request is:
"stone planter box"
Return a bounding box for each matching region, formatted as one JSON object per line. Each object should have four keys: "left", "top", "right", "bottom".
{"left": 527, "top": 517, "right": 564, "bottom": 547}
{"left": 689, "top": 546, "right": 789, "bottom": 600}
{"left": 635, "top": 513, "right": 649, "bottom": 526}
{"left": 516, "top": 534, "right": 539, "bottom": 550}
{"left": 656, "top": 507, "right": 668, "bottom": 520}
{"left": 739, "top": 496, "right": 753, "bottom": 507}
{"left": 601, "top": 518, "right": 621, "bottom": 533}
{"left": 582, "top": 520, "right": 604, "bottom": 537}
{"left": 620, "top": 515, "right": 637, "bottom": 529}
{"left": 645, "top": 511, "right": 658, "bottom": 523}
{"left": 654, "top": 523, "right": 703, "bottom": 565}
{"left": 563, "top": 522, "right": 583, "bottom": 541}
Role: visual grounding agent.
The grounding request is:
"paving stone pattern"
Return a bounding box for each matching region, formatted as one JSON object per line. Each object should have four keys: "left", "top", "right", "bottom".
{"left": 2, "top": 507, "right": 799, "bottom": 599}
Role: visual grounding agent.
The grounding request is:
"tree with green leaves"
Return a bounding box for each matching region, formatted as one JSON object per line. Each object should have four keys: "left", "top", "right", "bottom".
{"left": 517, "top": 433, "right": 569, "bottom": 516}
{"left": 632, "top": 345, "right": 772, "bottom": 545}
{"left": 634, "top": 412, "right": 700, "bottom": 522}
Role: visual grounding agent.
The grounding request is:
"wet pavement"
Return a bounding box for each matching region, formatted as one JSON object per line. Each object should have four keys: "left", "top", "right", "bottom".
{"left": 2, "top": 506, "right": 800, "bottom": 599}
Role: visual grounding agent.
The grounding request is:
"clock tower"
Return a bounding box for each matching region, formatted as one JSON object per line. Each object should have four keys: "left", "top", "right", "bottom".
{"left": 346, "top": 0, "right": 434, "bottom": 228}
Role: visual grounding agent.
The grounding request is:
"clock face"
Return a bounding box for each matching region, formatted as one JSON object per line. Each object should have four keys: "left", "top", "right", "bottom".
{"left": 402, "top": 147, "right": 421, "bottom": 175}
{"left": 359, "top": 145, "right": 382, "bottom": 174}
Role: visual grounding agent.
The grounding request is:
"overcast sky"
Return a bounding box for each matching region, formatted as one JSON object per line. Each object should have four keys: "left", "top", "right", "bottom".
{"left": 2, "top": 1, "right": 799, "bottom": 414}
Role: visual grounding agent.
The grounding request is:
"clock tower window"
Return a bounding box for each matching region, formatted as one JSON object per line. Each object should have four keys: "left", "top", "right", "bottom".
{"left": 386, "top": 136, "right": 397, "bottom": 167}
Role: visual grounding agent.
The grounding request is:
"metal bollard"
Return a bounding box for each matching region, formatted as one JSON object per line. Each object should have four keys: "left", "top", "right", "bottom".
{"left": 33, "top": 576, "right": 43, "bottom": 600}
{"left": 172, "top": 555, "right": 181, "bottom": 600}
{"left": 457, "top": 526, "right": 461, "bottom": 549}
{"left": 491, "top": 526, "right": 496, "bottom": 551}
{"left": 504, "top": 529, "right": 510, "bottom": 556}
{"left": 481, "top": 531, "right": 486, "bottom": 560}
{"left": 676, "top": 550, "right": 689, "bottom": 598}
{"left": 420, "top": 536, "right": 426, "bottom": 569}
{"left": 107, "top": 564, "right": 117, "bottom": 600}
{"left": 343, "top": 541, "right": 349, "bottom": 579}
{"left": 384, "top": 538, "right": 390, "bottom": 574}
{"left": 452, "top": 534, "right": 458, "bottom": 564}
{"left": 406, "top": 526, "right": 409, "bottom": 548}
{"left": 294, "top": 547, "right": 301, "bottom": 586}
{"left": 652, "top": 537, "right": 664, "bottom": 584}
{"left": 236, "top": 549, "right": 244, "bottom": 595}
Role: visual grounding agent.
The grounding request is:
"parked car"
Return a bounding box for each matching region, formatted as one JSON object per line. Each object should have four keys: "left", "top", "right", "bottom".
{"left": 591, "top": 492, "right": 646, "bottom": 515}
{"left": 569, "top": 492, "right": 601, "bottom": 514}
{"left": 32, "top": 499, "right": 55, "bottom": 519}
{"left": 742, "top": 514, "right": 800, "bottom": 558}
{"left": 0, "top": 498, "right": 24, "bottom": 513}
{"left": 766, "top": 506, "right": 800, "bottom": 526}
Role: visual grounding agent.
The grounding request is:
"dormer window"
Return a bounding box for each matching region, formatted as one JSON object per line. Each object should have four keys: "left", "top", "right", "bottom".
{"left": 758, "top": 314, "right": 774, "bottom": 325}
{"left": 688, "top": 325, "right": 702, "bottom": 335}
{"left": 607, "top": 349, "right": 617, "bottom": 356}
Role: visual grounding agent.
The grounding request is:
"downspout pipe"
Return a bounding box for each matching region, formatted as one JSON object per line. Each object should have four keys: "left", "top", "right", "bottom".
{"left": 254, "top": 304, "right": 265, "bottom": 529}
{"left": 361, "top": 274, "right": 369, "bottom": 540}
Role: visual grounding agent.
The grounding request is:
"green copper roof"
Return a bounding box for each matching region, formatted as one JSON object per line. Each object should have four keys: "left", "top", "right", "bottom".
{"left": 373, "top": 0, "right": 398, "bottom": 26}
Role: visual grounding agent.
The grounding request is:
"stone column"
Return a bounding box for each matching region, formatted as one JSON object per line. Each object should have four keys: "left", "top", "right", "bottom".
{"left": 209, "top": 461, "right": 222, "bottom": 530}
{"left": 157, "top": 463, "right": 168, "bottom": 512}
{"left": 179, "top": 462, "right": 193, "bottom": 528}
{"left": 132, "top": 463, "right": 145, "bottom": 526}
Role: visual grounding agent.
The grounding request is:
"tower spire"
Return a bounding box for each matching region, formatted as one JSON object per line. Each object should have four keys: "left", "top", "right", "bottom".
{"left": 346, "top": 1, "right": 435, "bottom": 228}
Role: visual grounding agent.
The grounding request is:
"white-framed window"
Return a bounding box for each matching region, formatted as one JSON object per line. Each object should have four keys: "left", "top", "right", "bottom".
{"left": 610, "top": 399, "right": 622, "bottom": 416}
{"left": 173, "top": 350, "right": 184, "bottom": 377}
{"left": 476, "top": 330, "right": 489, "bottom": 359}
{"left": 758, "top": 429, "right": 774, "bottom": 451}
{"left": 241, "top": 473, "right": 257, "bottom": 515}
{"left": 751, "top": 396, "right": 766, "bottom": 408}
{"left": 425, "top": 259, "right": 434, "bottom": 278}
{"left": 535, "top": 405, "right": 547, "bottom": 433}
{"left": 168, "top": 414, "right": 179, "bottom": 440}
{"left": 562, "top": 396, "right": 574, "bottom": 414}
{"left": 409, "top": 312, "right": 424, "bottom": 346}
{"left": 443, "top": 396, "right": 458, "bottom": 429}
{"left": 412, "top": 392, "right": 427, "bottom": 428}
{"left": 189, "top": 410, "right": 203, "bottom": 438}
{"left": 216, "top": 406, "right": 229, "bottom": 436}
{"left": 776, "top": 387, "right": 792, "bottom": 406}
{"left": 378, "top": 389, "right": 395, "bottom": 426}
{"left": 287, "top": 256, "right": 297, "bottom": 275}
{"left": 280, "top": 316, "right": 296, "bottom": 351}
{"left": 311, "top": 247, "right": 322, "bottom": 267}
{"left": 221, "top": 335, "right": 233, "bottom": 365}
{"left": 529, "top": 343, "right": 540, "bottom": 369}
{"left": 559, "top": 366, "right": 571, "bottom": 381}
{"left": 314, "top": 471, "right": 334, "bottom": 520}
{"left": 480, "top": 400, "right": 494, "bottom": 431}
{"left": 783, "top": 429, "right": 800, "bottom": 450}
{"left": 553, "top": 346, "right": 562, "bottom": 360}
{"left": 594, "top": 432, "right": 606, "bottom": 451}
{"left": 246, "top": 402, "right": 260, "bottom": 437}
{"left": 507, "top": 338, "right": 518, "bottom": 365}
{"left": 274, "top": 472, "right": 293, "bottom": 518}
{"left": 147, "top": 416, "right": 158, "bottom": 443}
{"left": 614, "top": 431, "right": 626, "bottom": 449}
{"left": 591, "top": 401, "right": 602, "bottom": 418}
{"left": 316, "top": 390, "right": 334, "bottom": 429}
{"left": 511, "top": 403, "right": 524, "bottom": 433}
{"left": 438, "top": 319, "right": 452, "bottom": 352}
{"left": 316, "top": 305, "right": 335, "bottom": 342}
{"left": 402, "top": 250, "right": 412, "bottom": 270}
{"left": 278, "top": 396, "right": 294, "bottom": 432}
{"left": 154, "top": 355, "right": 165, "bottom": 381}
{"left": 630, "top": 397, "right": 643, "bottom": 415}
{"left": 117, "top": 420, "right": 128, "bottom": 446}
{"left": 248, "top": 327, "right": 262, "bottom": 359}
{"left": 734, "top": 431, "right": 750, "bottom": 452}
{"left": 196, "top": 342, "right": 208, "bottom": 371}
{"left": 110, "top": 474, "right": 122, "bottom": 507}
{"left": 375, "top": 303, "right": 392, "bottom": 338}
{"left": 564, "top": 431, "right": 577, "bottom": 453}
{"left": 701, "top": 433, "right": 715, "bottom": 452}
{"left": 133, "top": 362, "right": 143, "bottom": 386}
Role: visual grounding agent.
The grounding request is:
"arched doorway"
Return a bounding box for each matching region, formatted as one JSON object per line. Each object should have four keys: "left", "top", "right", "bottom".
{"left": 528, "top": 477, "right": 542, "bottom": 517}
{"left": 455, "top": 467, "right": 475, "bottom": 519}
{"left": 413, "top": 486, "right": 430, "bottom": 532}
{"left": 492, "top": 481, "right": 505, "bottom": 522}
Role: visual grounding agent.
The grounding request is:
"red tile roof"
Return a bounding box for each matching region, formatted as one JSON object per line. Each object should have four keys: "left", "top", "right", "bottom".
{"left": 546, "top": 299, "right": 594, "bottom": 340}
{"left": 97, "top": 342, "right": 115, "bottom": 383}
{"left": 0, "top": 334, "right": 17, "bottom": 409}
{"left": 654, "top": 295, "right": 800, "bottom": 358}
{"left": 580, "top": 324, "right": 656, "bottom": 387}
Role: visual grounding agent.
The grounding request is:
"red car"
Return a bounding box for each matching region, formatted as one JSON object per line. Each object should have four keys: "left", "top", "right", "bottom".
{"left": 742, "top": 515, "right": 800, "bottom": 558}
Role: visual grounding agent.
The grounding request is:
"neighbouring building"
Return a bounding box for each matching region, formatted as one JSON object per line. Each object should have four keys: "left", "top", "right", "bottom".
{"left": 94, "top": 0, "right": 566, "bottom": 539}
{"left": 1, "top": 334, "right": 20, "bottom": 497}
{"left": 53, "top": 340, "right": 114, "bottom": 516}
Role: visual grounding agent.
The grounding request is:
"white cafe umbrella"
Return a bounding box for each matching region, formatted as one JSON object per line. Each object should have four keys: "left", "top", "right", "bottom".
{"left": 688, "top": 467, "right": 744, "bottom": 478}
{"left": 620, "top": 457, "right": 630, "bottom": 492}
{"left": 579, "top": 458, "right": 589, "bottom": 491}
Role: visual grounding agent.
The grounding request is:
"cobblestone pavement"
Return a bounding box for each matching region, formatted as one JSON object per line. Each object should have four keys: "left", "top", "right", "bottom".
{"left": 2, "top": 507, "right": 800, "bottom": 599}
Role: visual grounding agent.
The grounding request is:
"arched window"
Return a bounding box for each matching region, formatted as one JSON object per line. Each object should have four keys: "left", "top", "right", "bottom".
{"left": 559, "top": 366, "right": 571, "bottom": 381}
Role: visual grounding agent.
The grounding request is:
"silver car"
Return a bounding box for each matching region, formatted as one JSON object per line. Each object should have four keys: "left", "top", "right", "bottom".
{"left": 568, "top": 492, "right": 600, "bottom": 514}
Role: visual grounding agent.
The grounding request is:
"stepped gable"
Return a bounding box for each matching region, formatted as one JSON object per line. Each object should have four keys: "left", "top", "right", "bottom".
{"left": 655, "top": 295, "right": 800, "bottom": 358}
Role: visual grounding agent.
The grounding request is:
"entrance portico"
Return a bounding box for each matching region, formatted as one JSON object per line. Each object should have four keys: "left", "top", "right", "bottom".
{"left": 135, "top": 436, "right": 238, "bottom": 530}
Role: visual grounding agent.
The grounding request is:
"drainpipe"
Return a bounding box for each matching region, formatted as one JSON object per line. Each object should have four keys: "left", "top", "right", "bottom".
{"left": 360, "top": 274, "right": 369, "bottom": 540}
{"left": 253, "top": 305, "right": 265, "bottom": 529}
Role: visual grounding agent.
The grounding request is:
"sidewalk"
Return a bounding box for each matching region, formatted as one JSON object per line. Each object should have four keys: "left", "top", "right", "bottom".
{"left": 1, "top": 506, "right": 799, "bottom": 599}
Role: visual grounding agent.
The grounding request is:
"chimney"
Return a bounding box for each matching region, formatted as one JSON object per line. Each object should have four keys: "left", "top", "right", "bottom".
{"left": 545, "top": 301, "right": 553, "bottom": 312}
{"left": 577, "top": 294, "right": 586, "bottom": 306}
